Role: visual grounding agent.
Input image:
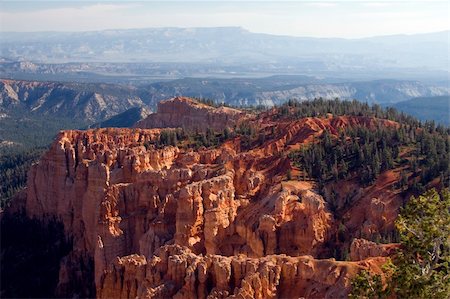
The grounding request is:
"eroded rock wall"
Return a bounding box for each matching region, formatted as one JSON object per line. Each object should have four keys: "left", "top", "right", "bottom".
{"left": 134, "top": 97, "right": 248, "bottom": 131}
{"left": 98, "top": 245, "right": 389, "bottom": 299}
{"left": 8, "top": 99, "right": 402, "bottom": 298}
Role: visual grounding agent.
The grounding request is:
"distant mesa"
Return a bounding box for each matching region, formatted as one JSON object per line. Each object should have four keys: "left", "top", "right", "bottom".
{"left": 134, "top": 96, "right": 249, "bottom": 131}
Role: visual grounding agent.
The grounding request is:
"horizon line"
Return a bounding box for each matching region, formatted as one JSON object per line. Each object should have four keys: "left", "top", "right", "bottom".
{"left": 1, "top": 26, "right": 449, "bottom": 40}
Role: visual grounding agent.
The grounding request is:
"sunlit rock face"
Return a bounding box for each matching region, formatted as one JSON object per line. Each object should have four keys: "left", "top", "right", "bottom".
{"left": 134, "top": 96, "right": 248, "bottom": 132}
{"left": 9, "top": 98, "right": 400, "bottom": 298}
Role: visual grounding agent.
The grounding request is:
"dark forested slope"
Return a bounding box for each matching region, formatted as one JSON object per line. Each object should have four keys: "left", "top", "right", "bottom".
{"left": 392, "top": 96, "right": 450, "bottom": 125}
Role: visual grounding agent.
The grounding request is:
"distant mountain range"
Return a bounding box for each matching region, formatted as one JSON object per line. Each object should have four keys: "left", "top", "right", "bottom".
{"left": 140, "top": 76, "right": 449, "bottom": 106}
{"left": 0, "top": 79, "right": 145, "bottom": 123}
{"left": 1, "top": 77, "right": 448, "bottom": 125}
{"left": 1, "top": 27, "right": 449, "bottom": 81}
{"left": 90, "top": 107, "right": 150, "bottom": 128}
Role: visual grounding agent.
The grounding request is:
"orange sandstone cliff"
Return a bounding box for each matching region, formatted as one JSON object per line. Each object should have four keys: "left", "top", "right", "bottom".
{"left": 6, "top": 97, "right": 402, "bottom": 298}
{"left": 134, "top": 97, "right": 248, "bottom": 131}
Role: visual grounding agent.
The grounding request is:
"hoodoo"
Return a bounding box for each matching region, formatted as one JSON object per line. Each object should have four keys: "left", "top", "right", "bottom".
{"left": 4, "top": 97, "right": 439, "bottom": 298}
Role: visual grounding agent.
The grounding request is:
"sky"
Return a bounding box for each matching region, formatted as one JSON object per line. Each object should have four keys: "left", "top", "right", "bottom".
{"left": 0, "top": 1, "right": 449, "bottom": 38}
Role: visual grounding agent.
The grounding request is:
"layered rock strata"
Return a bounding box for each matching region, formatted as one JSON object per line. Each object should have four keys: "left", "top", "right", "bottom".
{"left": 134, "top": 97, "right": 248, "bottom": 131}
{"left": 8, "top": 98, "right": 402, "bottom": 298}
{"left": 98, "top": 245, "right": 389, "bottom": 299}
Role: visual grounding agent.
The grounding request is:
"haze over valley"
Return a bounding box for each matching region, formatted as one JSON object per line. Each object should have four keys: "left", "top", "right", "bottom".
{"left": 1, "top": 27, "right": 448, "bottom": 128}
{"left": 2, "top": 27, "right": 449, "bottom": 82}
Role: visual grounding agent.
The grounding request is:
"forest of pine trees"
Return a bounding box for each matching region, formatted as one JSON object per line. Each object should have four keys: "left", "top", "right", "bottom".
{"left": 0, "top": 148, "right": 46, "bottom": 208}
{"left": 1, "top": 97, "right": 449, "bottom": 208}
{"left": 289, "top": 120, "right": 449, "bottom": 189}
{"left": 0, "top": 113, "right": 86, "bottom": 208}
{"left": 278, "top": 98, "right": 430, "bottom": 127}
{"left": 144, "top": 127, "right": 234, "bottom": 150}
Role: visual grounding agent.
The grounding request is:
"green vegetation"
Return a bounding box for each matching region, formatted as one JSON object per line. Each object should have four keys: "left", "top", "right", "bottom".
{"left": 0, "top": 147, "right": 46, "bottom": 207}
{"left": 143, "top": 118, "right": 263, "bottom": 152}
{"left": 236, "top": 122, "right": 260, "bottom": 149}
{"left": 278, "top": 98, "right": 422, "bottom": 125}
{"left": 144, "top": 127, "right": 234, "bottom": 150}
{"left": 393, "top": 96, "right": 450, "bottom": 126}
{"left": 392, "top": 189, "right": 450, "bottom": 298}
{"left": 289, "top": 128, "right": 397, "bottom": 185}
{"left": 350, "top": 189, "right": 450, "bottom": 299}
{"left": 350, "top": 269, "right": 383, "bottom": 299}
{"left": 193, "top": 96, "right": 267, "bottom": 112}
{"left": 285, "top": 99, "right": 449, "bottom": 190}
{"left": 2, "top": 97, "right": 449, "bottom": 209}
{"left": 0, "top": 112, "right": 85, "bottom": 151}
{"left": 90, "top": 107, "right": 149, "bottom": 128}
{"left": 194, "top": 97, "right": 222, "bottom": 107}
{"left": 289, "top": 124, "right": 449, "bottom": 188}
{"left": 0, "top": 112, "right": 85, "bottom": 207}
{"left": 144, "top": 129, "right": 185, "bottom": 148}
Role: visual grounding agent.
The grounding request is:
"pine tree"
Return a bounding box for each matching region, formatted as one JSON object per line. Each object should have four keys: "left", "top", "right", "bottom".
{"left": 350, "top": 189, "right": 450, "bottom": 299}
{"left": 223, "top": 127, "right": 230, "bottom": 140}
{"left": 392, "top": 189, "right": 450, "bottom": 298}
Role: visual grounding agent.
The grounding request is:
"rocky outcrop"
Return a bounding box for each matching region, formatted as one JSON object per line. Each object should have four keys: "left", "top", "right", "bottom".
{"left": 259, "top": 114, "right": 399, "bottom": 155}
{"left": 350, "top": 238, "right": 399, "bottom": 261}
{"left": 340, "top": 169, "right": 404, "bottom": 241}
{"left": 7, "top": 98, "right": 403, "bottom": 298}
{"left": 98, "top": 245, "right": 389, "bottom": 299}
{"left": 134, "top": 97, "right": 248, "bottom": 131}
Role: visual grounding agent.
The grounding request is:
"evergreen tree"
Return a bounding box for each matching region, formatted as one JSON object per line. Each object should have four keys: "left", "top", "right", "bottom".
{"left": 350, "top": 189, "right": 450, "bottom": 299}
{"left": 392, "top": 189, "right": 450, "bottom": 298}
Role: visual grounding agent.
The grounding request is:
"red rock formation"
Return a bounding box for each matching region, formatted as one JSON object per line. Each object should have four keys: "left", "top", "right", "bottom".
{"left": 134, "top": 97, "right": 249, "bottom": 131}
{"left": 350, "top": 238, "right": 400, "bottom": 261}
{"left": 339, "top": 170, "right": 404, "bottom": 240}
{"left": 98, "top": 245, "right": 389, "bottom": 299}
{"left": 9, "top": 98, "right": 403, "bottom": 298}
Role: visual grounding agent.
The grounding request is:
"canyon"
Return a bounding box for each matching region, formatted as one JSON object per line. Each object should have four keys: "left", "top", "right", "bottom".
{"left": 1, "top": 78, "right": 448, "bottom": 126}
{"left": 4, "top": 97, "right": 407, "bottom": 298}
{"left": 0, "top": 79, "right": 146, "bottom": 123}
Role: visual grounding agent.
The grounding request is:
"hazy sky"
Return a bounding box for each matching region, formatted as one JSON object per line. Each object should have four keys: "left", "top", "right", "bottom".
{"left": 0, "top": 1, "right": 449, "bottom": 38}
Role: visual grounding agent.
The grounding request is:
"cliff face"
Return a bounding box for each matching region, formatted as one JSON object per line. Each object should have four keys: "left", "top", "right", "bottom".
{"left": 98, "top": 245, "right": 388, "bottom": 299}
{"left": 8, "top": 98, "right": 401, "bottom": 298}
{"left": 0, "top": 79, "right": 146, "bottom": 122}
{"left": 134, "top": 97, "right": 248, "bottom": 131}
{"left": 349, "top": 238, "right": 400, "bottom": 261}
